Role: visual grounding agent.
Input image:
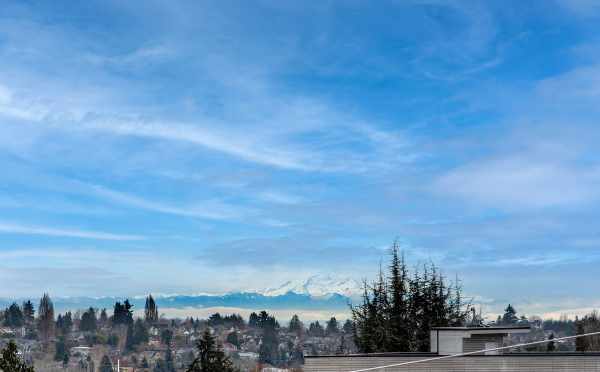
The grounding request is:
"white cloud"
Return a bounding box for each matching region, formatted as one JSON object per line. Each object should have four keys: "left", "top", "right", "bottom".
{"left": 257, "top": 190, "right": 305, "bottom": 205}
{"left": 0, "top": 221, "right": 144, "bottom": 241}
{"left": 90, "top": 184, "right": 249, "bottom": 220}
{"left": 436, "top": 156, "right": 600, "bottom": 209}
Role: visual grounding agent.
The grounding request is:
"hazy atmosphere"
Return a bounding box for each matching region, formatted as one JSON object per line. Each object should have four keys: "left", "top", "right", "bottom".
{"left": 2, "top": 0, "right": 600, "bottom": 319}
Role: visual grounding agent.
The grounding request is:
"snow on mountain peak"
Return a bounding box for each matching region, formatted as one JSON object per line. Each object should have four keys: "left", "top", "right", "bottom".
{"left": 261, "top": 274, "right": 362, "bottom": 298}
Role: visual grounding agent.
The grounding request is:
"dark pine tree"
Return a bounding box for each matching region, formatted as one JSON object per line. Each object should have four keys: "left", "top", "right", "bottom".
{"left": 351, "top": 244, "right": 468, "bottom": 353}
{"left": 22, "top": 300, "right": 35, "bottom": 325}
{"left": 4, "top": 303, "right": 24, "bottom": 328}
{"left": 145, "top": 295, "right": 159, "bottom": 324}
{"left": 326, "top": 317, "right": 339, "bottom": 336}
{"left": 38, "top": 293, "right": 55, "bottom": 343}
{"left": 186, "top": 329, "right": 238, "bottom": 372}
{"left": 289, "top": 314, "right": 303, "bottom": 334}
{"left": 80, "top": 308, "right": 97, "bottom": 332}
{"left": 502, "top": 304, "right": 518, "bottom": 325}
{"left": 388, "top": 242, "right": 410, "bottom": 351}
{"left": 0, "top": 341, "right": 34, "bottom": 372}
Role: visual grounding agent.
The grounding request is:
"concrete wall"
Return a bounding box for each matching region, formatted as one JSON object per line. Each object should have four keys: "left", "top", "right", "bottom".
{"left": 304, "top": 354, "right": 600, "bottom": 372}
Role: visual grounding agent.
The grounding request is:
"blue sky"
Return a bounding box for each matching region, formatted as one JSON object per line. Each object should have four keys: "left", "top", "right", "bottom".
{"left": 1, "top": 0, "right": 600, "bottom": 317}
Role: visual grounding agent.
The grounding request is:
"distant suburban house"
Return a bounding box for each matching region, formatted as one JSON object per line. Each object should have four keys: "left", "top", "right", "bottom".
{"left": 304, "top": 326, "right": 600, "bottom": 372}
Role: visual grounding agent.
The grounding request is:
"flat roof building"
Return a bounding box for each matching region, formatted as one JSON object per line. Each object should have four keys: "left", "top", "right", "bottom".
{"left": 304, "top": 326, "right": 600, "bottom": 372}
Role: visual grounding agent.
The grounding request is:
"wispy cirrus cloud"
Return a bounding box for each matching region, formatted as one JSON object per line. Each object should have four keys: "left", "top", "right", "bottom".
{"left": 436, "top": 157, "right": 600, "bottom": 209}
{"left": 0, "top": 222, "right": 144, "bottom": 241}
{"left": 89, "top": 184, "right": 249, "bottom": 221}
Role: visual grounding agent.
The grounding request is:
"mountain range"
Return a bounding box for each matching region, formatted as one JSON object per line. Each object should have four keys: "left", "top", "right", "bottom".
{"left": 0, "top": 275, "right": 363, "bottom": 313}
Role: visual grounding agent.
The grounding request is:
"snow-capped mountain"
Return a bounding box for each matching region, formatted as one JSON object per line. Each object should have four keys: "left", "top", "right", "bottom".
{"left": 261, "top": 274, "right": 362, "bottom": 298}
{"left": 0, "top": 275, "right": 364, "bottom": 313}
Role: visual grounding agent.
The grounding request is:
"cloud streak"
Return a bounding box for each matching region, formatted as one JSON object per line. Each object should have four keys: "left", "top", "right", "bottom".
{"left": 0, "top": 222, "right": 144, "bottom": 241}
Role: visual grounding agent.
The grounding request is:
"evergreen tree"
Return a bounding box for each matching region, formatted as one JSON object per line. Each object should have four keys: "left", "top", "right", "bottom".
{"left": 226, "top": 332, "right": 240, "bottom": 348}
{"left": 99, "top": 355, "right": 113, "bottom": 372}
{"left": 80, "top": 308, "right": 97, "bottom": 332}
{"left": 4, "top": 303, "right": 24, "bottom": 328}
{"left": 113, "top": 300, "right": 134, "bottom": 326}
{"left": 55, "top": 336, "right": 68, "bottom": 362}
{"left": 99, "top": 309, "right": 108, "bottom": 326}
{"left": 326, "top": 317, "right": 339, "bottom": 335}
{"left": 259, "top": 316, "right": 280, "bottom": 366}
{"left": 57, "top": 312, "right": 73, "bottom": 335}
{"left": 288, "top": 315, "right": 303, "bottom": 334}
{"left": 308, "top": 321, "right": 325, "bottom": 337}
{"left": 342, "top": 319, "right": 353, "bottom": 334}
{"left": 0, "top": 341, "right": 34, "bottom": 372}
{"left": 186, "top": 329, "right": 238, "bottom": 372}
{"left": 38, "top": 293, "right": 55, "bottom": 343}
{"left": 22, "top": 301, "right": 35, "bottom": 325}
{"left": 248, "top": 312, "right": 259, "bottom": 328}
{"left": 134, "top": 318, "right": 149, "bottom": 345}
{"left": 351, "top": 245, "right": 468, "bottom": 353}
{"left": 502, "top": 304, "right": 518, "bottom": 325}
{"left": 351, "top": 282, "right": 377, "bottom": 353}
{"left": 388, "top": 243, "right": 410, "bottom": 351}
{"left": 144, "top": 295, "right": 159, "bottom": 324}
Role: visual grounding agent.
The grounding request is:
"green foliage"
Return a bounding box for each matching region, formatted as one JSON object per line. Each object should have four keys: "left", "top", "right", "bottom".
{"left": 288, "top": 315, "right": 303, "bottom": 334}
{"left": 248, "top": 312, "right": 259, "bottom": 328}
{"left": 37, "top": 294, "right": 55, "bottom": 342}
{"left": 187, "top": 329, "right": 238, "bottom": 372}
{"left": 56, "top": 312, "right": 73, "bottom": 336}
{"left": 144, "top": 295, "right": 159, "bottom": 324}
{"left": 325, "top": 317, "right": 339, "bottom": 335}
{"left": 0, "top": 341, "right": 34, "bottom": 372}
{"left": 54, "top": 337, "right": 68, "bottom": 362}
{"left": 112, "top": 300, "right": 134, "bottom": 326}
{"left": 22, "top": 301, "right": 34, "bottom": 325}
{"left": 207, "top": 313, "right": 244, "bottom": 329}
{"left": 4, "top": 303, "right": 24, "bottom": 328}
{"left": 308, "top": 321, "right": 324, "bottom": 337}
{"left": 99, "top": 309, "right": 108, "bottom": 326}
{"left": 351, "top": 244, "right": 468, "bottom": 353}
{"left": 258, "top": 312, "right": 280, "bottom": 366}
{"left": 342, "top": 319, "right": 353, "bottom": 334}
{"left": 501, "top": 304, "right": 519, "bottom": 325}
{"left": 134, "top": 319, "right": 149, "bottom": 345}
{"left": 225, "top": 332, "right": 239, "bottom": 348}
{"left": 80, "top": 308, "right": 97, "bottom": 332}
